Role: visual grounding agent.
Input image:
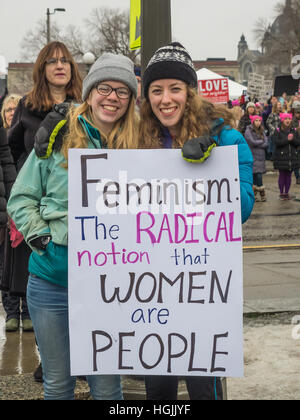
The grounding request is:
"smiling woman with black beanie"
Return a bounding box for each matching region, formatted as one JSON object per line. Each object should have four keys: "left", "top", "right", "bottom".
{"left": 139, "top": 41, "right": 255, "bottom": 401}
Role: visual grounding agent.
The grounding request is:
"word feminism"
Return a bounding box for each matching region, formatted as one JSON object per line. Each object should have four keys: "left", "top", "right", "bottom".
{"left": 80, "top": 153, "right": 237, "bottom": 214}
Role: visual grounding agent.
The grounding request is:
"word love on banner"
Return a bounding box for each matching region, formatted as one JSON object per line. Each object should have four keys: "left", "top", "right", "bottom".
{"left": 68, "top": 147, "right": 244, "bottom": 377}
{"left": 198, "top": 78, "right": 229, "bottom": 104}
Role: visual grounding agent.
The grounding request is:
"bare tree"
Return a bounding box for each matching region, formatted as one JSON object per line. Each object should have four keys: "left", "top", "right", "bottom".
{"left": 253, "top": 0, "right": 300, "bottom": 72}
{"left": 20, "top": 19, "right": 62, "bottom": 61}
{"left": 84, "top": 8, "right": 139, "bottom": 62}
{"left": 19, "top": 7, "right": 140, "bottom": 64}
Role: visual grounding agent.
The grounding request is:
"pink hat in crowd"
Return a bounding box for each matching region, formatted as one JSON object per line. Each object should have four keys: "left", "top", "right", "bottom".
{"left": 231, "top": 99, "right": 240, "bottom": 106}
{"left": 250, "top": 115, "right": 262, "bottom": 123}
{"left": 279, "top": 113, "right": 293, "bottom": 122}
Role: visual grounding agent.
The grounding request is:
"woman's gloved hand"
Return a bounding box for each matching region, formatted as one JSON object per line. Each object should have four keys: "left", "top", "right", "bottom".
{"left": 34, "top": 102, "right": 70, "bottom": 158}
{"left": 29, "top": 235, "right": 51, "bottom": 251}
{"left": 182, "top": 136, "right": 216, "bottom": 163}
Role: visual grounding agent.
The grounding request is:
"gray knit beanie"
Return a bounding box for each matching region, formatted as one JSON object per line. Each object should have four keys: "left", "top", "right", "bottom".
{"left": 82, "top": 53, "right": 138, "bottom": 101}
{"left": 246, "top": 102, "right": 255, "bottom": 110}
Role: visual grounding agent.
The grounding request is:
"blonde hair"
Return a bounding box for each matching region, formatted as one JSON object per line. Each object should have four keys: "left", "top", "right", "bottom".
{"left": 1, "top": 94, "right": 22, "bottom": 129}
{"left": 139, "top": 86, "right": 235, "bottom": 148}
{"left": 62, "top": 95, "right": 139, "bottom": 165}
{"left": 272, "top": 102, "right": 282, "bottom": 114}
{"left": 229, "top": 106, "right": 244, "bottom": 129}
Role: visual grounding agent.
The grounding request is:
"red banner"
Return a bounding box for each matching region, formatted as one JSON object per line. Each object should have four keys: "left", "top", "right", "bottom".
{"left": 198, "top": 78, "right": 229, "bottom": 104}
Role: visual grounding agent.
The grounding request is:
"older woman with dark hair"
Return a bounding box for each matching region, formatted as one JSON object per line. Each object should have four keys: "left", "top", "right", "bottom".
{"left": 9, "top": 41, "right": 82, "bottom": 170}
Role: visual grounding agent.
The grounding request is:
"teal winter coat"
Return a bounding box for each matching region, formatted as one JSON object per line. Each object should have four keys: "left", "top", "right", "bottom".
{"left": 211, "top": 121, "right": 254, "bottom": 223}
{"left": 7, "top": 116, "right": 104, "bottom": 287}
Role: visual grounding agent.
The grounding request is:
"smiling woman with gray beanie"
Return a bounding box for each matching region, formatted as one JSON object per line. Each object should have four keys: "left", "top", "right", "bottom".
{"left": 7, "top": 52, "right": 139, "bottom": 400}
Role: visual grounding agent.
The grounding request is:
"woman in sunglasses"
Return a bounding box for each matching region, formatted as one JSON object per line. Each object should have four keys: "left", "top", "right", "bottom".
{"left": 7, "top": 53, "right": 139, "bottom": 399}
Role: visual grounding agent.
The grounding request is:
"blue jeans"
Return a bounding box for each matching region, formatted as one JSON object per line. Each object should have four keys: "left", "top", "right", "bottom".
{"left": 27, "top": 274, "right": 122, "bottom": 400}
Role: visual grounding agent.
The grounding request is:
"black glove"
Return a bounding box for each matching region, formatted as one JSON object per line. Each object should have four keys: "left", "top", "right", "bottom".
{"left": 34, "top": 102, "right": 71, "bottom": 159}
{"left": 29, "top": 235, "right": 51, "bottom": 251}
{"left": 182, "top": 136, "right": 216, "bottom": 163}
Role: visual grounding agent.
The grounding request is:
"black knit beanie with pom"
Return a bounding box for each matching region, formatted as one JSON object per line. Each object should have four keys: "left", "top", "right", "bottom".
{"left": 143, "top": 42, "right": 197, "bottom": 98}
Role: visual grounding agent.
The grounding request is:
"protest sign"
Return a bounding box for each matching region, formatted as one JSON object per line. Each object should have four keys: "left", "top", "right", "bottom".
{"left": 68, "top": 147, "right": 244, "bottom": 378}
{"left": 130, "top": 0, "right": 141, "bottom": 50}
{"left": 198, "top": 78, "right": 229, "bottom": 104}
{"left": 247, "top": 73, "right": 264, "bottom": 98}
{"left": 247, "top": 73, "right": 274, "bottom": 101}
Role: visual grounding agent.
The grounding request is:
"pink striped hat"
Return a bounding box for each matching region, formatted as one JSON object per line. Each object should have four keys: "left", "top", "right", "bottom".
{"left": 250, "top": 115, "right": 262, "bottom": 123}
{"left": 279, "top": 113, "right": 293, "bottom": 122}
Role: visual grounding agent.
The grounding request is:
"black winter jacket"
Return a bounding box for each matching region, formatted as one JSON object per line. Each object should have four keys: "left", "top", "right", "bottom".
{"left": 8, "top": 96, "right": 75, "bottom": 170}
{"left": 8, "top": 96, "right": 49, "bottom": 170}
{"left": 273, "top": 127, "right": 300, "bottom": 171}
{"left": 0, "top": 115, "right": 17, "bottom": 226}
{"left": 238, "top": 114, "right": 252, "bottom": 135}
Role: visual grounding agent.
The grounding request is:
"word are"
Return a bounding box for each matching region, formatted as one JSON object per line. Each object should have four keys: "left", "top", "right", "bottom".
{"left": 131, "top": 307, "right": 170, "bottom": 325}
{"left": 92, "top": 329, "right": 229, "bottom": 373}
{"left": 136, "top": 211, "right": 241, "bottom": 244}
{"left": 77, "top": 242, "right": 150, "bottom": 267}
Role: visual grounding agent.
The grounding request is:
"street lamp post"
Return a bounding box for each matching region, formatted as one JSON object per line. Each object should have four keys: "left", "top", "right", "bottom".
{"left": 46, "top": 8, "right": 66, "bottom": 44}
{"left": 83, "top": 52, "right": 96, "bottom": 75}
{"left": 141, "top": 0, "right": 171, "bottom": 79}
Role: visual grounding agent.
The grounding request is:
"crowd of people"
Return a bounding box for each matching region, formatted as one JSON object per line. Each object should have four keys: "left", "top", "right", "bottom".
{"left": 0, "top": 38, "right": 297, "bottom": 400}
{"left": 228, "top": 93, "right": 300, "bottom": 201}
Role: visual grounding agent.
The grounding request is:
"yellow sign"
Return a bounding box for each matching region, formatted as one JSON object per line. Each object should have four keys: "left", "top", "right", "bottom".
{"left": 130, "top": 0, "right": 141, "bottom": 50}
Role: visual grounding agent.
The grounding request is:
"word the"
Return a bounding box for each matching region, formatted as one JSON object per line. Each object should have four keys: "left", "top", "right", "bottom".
{"left": 75, "top": 216, "right": 119, "bottom": 241}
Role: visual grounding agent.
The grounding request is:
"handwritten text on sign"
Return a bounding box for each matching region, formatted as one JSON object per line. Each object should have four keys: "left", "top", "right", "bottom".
{"left": 198, "top": 78, "right": 229, "bottom": 104}
{"left": 68, "top": 148, "right": 244, "bottom": 377}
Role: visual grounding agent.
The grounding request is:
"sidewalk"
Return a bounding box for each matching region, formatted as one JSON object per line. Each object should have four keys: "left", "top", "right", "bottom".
{"left": 242, "top": 161, "right": 300, "bottom": 314}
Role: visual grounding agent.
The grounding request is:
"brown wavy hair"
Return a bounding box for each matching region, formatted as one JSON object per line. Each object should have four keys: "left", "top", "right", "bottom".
{"left": 62, "top": 95, "right": 139, "bottom": 166}
{"left": 25, "top": 41, "right": 82, "bottom": 111}
{"left": 251, "top": 120, "right": 265, "bottom": 139}
{"left": 138, "top": 86, "right": 235, "bottom": 148}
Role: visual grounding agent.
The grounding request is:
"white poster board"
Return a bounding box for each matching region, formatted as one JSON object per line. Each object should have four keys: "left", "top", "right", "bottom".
{"left": 68, "top": 147, "right": 244, "bottom": 377}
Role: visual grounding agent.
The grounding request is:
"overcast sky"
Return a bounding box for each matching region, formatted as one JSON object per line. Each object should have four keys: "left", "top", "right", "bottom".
{"left": 0, "top": 0, "right": 279, "bottom": 66}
